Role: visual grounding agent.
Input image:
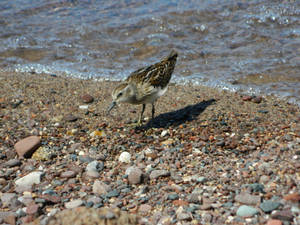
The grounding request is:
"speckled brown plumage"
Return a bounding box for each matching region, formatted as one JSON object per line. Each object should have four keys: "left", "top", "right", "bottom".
{"left": 126, "top": 50, "right": 178, "bottom": 88}
{"left": 108, "top": 50, "right": 178, "bottom": 125}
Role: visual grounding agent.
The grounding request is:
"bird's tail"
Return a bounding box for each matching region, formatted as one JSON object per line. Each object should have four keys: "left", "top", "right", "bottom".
{"left": 167, "top": 50, "right": 178, "bottom": 60}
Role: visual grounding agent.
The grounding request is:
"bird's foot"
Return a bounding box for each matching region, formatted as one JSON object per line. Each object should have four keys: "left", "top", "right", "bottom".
{"left": 126, "top": 120, "right": 143, "bottom": 128}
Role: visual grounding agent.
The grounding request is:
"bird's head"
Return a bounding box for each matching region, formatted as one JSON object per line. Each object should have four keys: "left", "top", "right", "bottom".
{"left": 107, "top": 83, "right": 135, "bottom": 114}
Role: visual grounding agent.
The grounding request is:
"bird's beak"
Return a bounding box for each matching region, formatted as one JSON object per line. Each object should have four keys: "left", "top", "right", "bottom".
{"left": 107, "top": 101, "right": 116, "bottom": 115}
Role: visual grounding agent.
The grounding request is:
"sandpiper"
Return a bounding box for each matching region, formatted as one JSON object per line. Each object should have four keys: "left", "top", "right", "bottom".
{"left": 108, "top": 50, "right": 178, "bottom": 125}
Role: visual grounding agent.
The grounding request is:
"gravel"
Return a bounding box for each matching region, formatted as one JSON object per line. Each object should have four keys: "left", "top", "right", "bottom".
{"left": 1, "top": 71, "right": 300, "bottom": 224}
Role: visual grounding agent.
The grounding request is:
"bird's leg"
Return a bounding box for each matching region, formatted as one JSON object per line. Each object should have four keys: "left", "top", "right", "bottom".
{"left": 151, "top": 103, "right": 155, "bottom": 119}
{"left": 138, "top": 104, "right": 146, "bottom": 125}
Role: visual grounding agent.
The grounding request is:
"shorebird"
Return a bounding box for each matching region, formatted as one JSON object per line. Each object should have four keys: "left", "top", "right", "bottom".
{"left": 107, "top": 50, "right": 178, "bottom": 125}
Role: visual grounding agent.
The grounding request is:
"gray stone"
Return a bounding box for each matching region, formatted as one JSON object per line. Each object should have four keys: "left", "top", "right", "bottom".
{"left": 86, "top": 170, "right": 100, "bottom": 178}
{"left": 79, "top": 155, "right": 94, "bottom": 163}
{"left": 167, "top": 193, "right": 179, "bottom": 200}
{"left": 3, "top": 159, "right": 21, "bottom": 167}
{"left": 246, "top": 183, "right": 265, "bottom": 193}
{"left": 149, "top": 169, "right": 170, "bottom": 179}
{"left": 60, "top": 170, "right": 76, "bottom": 178}
{"left": 177, "top": 212, "right": 192, "bottom": 221}
{"left": 64, "top": 114, "right": 78, "bottom": 122}
{"left": 1, "top": 193, "right": 17, "bottom": 207}
{"left": 260, "top": 200, "right": 281, "bottom": 213}
{"left": 93, "top": 180, "right": 111, "bottom": 195}
{"left": 236, "top": 205, "right": 259, "bottom": 217}
{"left": 106, "top": 190, "right": 120, "bottom": 198}
{"left": 195, "top": 176, "right": 208, "bottom": 183}
{"left": 65, "top": 199, "right": 83, "bottom": 209}
{"left": 86, "top": 160, "right": 104, "bottom": 172}
{"left": 188, "top": 193, "right": 202, "bottom": 204}
{"left": 234, "top": 192, "right": 261, "bottom": 205}
{"left": 128, "top": 167, "right": 143, "bottom": 185}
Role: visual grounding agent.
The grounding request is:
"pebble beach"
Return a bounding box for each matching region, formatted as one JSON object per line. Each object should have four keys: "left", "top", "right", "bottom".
{"left": 0, "top": 71, "right": 300, "bottom": 224}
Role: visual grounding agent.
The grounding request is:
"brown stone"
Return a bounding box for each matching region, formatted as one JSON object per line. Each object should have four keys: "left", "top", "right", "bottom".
{"left": 26, "top": 203, "right": 39, "bottom": 215}
{"left": 138, "top": 204, "right": 152, "bottom": 214}
{"left": 272, "top": 210, "right": 293, "bottom": 221}
{"left": 81, "top": 94, "right": 94, "bottom": 103}
{"left": 4, "top": 213, "right": 16, "bottom": 225}
{"left": 42, "top": 194, "right": 61, "bottom": 204}
{"left": 173, "top": 200, "right": 189, "bottom": 206}
{"left": 252, "top": 96, "right": 262, "bottom": 103}
{"left": 14, "top": 136, "right": 41, "bottom": 158}
{"left": 242, "top": 96, "right": 252, "bottom": 101}
{"left": 267, "top": 219, "right": 282, "bottom": 225}
{"left": 283, "top": 193, "right": 300, "bottom": 202}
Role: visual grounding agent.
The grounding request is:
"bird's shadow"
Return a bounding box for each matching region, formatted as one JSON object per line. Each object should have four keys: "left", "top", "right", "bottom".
{"left": 140, "top": 99, "right": 216, "bottom": 130}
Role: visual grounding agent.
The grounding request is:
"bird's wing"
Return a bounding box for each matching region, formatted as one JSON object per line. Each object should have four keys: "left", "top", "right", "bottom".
{"left": 127, "top": 60, "right": 172, "bottom": 88}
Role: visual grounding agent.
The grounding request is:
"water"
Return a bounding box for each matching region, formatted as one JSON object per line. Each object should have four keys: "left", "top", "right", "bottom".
{"left": 0, "top": 0, "right": 299, "bottom": 105}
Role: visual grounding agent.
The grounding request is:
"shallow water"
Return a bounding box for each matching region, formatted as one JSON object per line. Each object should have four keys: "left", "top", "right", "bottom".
{"left": 0, "top": 0, "right": 299, "bottom": 105}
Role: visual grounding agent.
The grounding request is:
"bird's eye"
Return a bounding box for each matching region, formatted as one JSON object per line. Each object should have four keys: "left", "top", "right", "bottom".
{"left": 117, "top": 92, "right": 123, "bottom": 98}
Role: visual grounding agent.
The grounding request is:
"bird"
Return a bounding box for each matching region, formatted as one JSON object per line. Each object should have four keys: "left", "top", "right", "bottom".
{"left": 107, "top": 50, "right": 178, "bottom": 125}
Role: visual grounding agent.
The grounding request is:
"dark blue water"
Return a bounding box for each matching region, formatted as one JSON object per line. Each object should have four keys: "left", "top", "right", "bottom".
{"left": 0, "top": 0, "right": 300, "bottom": 105}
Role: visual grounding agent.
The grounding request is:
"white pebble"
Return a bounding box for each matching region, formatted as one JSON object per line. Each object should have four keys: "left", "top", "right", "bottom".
{"left": 78, "top": 151, "right": 85, "bottom": 156}
{"left": 79, "top": 105, "right": 89, "bottom": 109}
{"left": 119, "top": 152, "right": 131, "bottom": 163}
{"left": 15, "top": 171, "right": 44, "bottom": 187}
{"left": 161, "top": 130, "right": 168, "bottom": 137}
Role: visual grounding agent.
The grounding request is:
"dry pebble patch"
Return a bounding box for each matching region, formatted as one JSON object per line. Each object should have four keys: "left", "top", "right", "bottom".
{"left": 0, "top": 71, "right": 300, "bottom": 224}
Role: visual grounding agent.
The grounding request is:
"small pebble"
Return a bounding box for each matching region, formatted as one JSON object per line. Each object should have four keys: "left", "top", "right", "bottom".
{"left": 64, "top": 114, "right": 78, "bottom": 122}
{"left": 93, "top": 180, "right": 111, "bottom": 195}
{"left": 235, "top": 192, "right": 261, "bottom": 205}
{"left": 128, "top": 167, "right": 143, "bottom": 184}
{"left": 271, "top": 210, "right": 294, "bottom": 221}
{"left": 81, "top": 94, "right": 94, "bottom": 103}
{"left": 236, "top": 205, "right": 259, "bottom": 217}
{"left": 139, "top": 204, "right": 152, "bottom": 214}
{"left": 65, "top": 199, "right": 83, "bottom": 209}
{"left": 15, "top": 171, "right": 44, "bottom": 187}
{"left": 3, "top": 159, "right": 21, "bottom": 167}
{"left": 260, "top": 200, "right": 281, "bottom": 213}
{"left": 26, "top": 203, "right": 39, "bottom": 215}
{"left": 168, "top": 193, "right": 179, "bottom": 200}
{"left": 106, "top": 190, "right": 120, "bottom": 198}
{"left": 14, "top": 136, "right": 41, "bottom": 158}
{"left": 119, "top": 152, "right": 131, "bottom": 163}
{"left": 149, "top": 170, "right": 170, "bottom": 179}
{"left": 86, "top": 161, "right": 104, "bottom": 172}
{"left": 60, "top": 171, "right": 76, "bottom": 178}
{"left": 266, "top": 219, "right": 282, "bottom": 225}
{"left": 252, "top": 96, "right": 262, "bottom": 103}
